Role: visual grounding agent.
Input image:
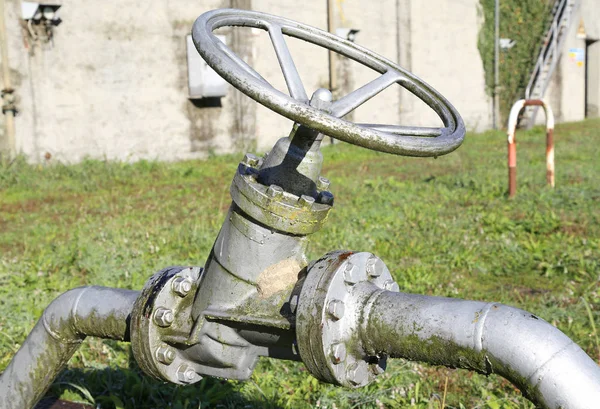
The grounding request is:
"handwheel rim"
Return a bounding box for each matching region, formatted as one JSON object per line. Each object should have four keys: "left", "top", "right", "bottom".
{"left": 192, "top": 8, "right": 465, "bottom": 157}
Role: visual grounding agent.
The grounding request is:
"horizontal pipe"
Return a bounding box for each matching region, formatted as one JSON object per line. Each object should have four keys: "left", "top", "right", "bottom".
{"left": 0, "top": 286, "right": 139, "bottom": 409}
{"left": 362, "top": 291, "right": 600, "bottom": 409}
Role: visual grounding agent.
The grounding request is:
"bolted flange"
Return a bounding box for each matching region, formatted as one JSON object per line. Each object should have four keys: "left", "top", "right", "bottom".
{"left": 296, "top": 251, "right": 399, "bottom": 388}
{"left": 130, "top": 266, "right": 204, "bottom": 385}
{"left": 230, "top": 159, "right": 333, "bottom": 235}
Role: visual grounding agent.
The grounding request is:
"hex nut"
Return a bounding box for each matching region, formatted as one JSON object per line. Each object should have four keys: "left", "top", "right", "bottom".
{"left": 155, "top": 345, "right": 176, "bottom": 365}
{"left": 318, "top": 191, "right": 334, "bottom": 206}
{"left": 299, "top": 195, "right": 315, "bottom": 208}
{"left": 347, "top": 362, "right": 369, "bottom": 386}
{"left": 266, "top": 184, "right": 284, "bottom": 198}
{"left": 366, "top": 256, "right": 383, "bottom": 278}
{"left": 327, "top": 299, "right": 345, "bottom": 320}
{"left": 176, "top": 364, "right": 198, "bottom": 384}
{"left": 172, "top": 276, "right": 193, "bottom": 297}
{"left": 370, "top": 357, "right": 386, "bottom": 375}
{"left": 384, "top": 280, "right": 400, "bottom": 292}
{"left": 343, "top": 263, "right": 360, "bottom": 285}
{"left": 330, "top": 343, "right": 347, "bottom": 364}
{"left": 153, "top": 307, "right": 175, "bottom": 327}
{"left": 317, "top": 176, "right": 331, "bottom": 191}
{"left": 242, "top": 153, "right": 260, "bottom": 167}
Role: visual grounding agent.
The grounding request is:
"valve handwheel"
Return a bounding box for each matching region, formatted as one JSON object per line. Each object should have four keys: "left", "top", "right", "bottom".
{"left": 192, "top": 9, "right": 465, "bottom": 157}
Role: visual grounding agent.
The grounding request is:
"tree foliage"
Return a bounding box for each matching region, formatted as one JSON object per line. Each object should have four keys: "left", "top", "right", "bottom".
{"left": 478, "top": 0, "right": 553, "bottom": 124}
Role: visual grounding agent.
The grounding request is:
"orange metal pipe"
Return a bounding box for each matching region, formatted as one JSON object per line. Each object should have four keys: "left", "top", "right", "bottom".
{"left": 506, "top": 99, "right": 555, "bottom": 198}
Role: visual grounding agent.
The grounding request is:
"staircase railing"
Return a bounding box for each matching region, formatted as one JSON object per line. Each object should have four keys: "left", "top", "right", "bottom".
{"left": 523, "top": 0, "right": 579, "bottom": 126}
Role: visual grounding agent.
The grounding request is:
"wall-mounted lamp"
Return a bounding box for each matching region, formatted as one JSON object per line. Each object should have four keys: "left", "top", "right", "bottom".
{"left": 499, "top": 38, "right": 516, "bottom": 50}
{"left": 21, "top": 1, "right": 62, "bottom": 44}
{"left": 335, "top": 28, "right": 360, "bottom": 43}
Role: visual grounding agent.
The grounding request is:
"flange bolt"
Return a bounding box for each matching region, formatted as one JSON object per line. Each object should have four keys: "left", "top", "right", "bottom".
{"left": 266, "top": 185, "right": 284, "bottom": 198}
{"left": 366, "top": 256, "right": 383, "bottom": 278}
{"left": 330, "top": 343, "right": 347, "bottom": 364}
{"left": 370, "top": 357, "right": 386, "bottom": 375}
{"left": 242, "top": 153, "right": 260, "bottom": 168}
{"left": 172, "top": 276, "right": 193, "bottom": 297}
{"left": 384, "top": 280, "right": 400, "bottom": 292}
{"left": 317, "top": 176, "right": 331, "bottom": 191}
{"left": 318, "top": 191, "right": 334, "bottom": 206}
{"left": 176, "top": 364, "right": 198, "bottom": 384}
{"left": 347, "top": 362, "right": 369, "bottom": 386}
{"left": 299, "top": 195, "right": 315, "bottom": 209}
{"left": 155, "top": 345, "right": 176, "bottom": 365}
{"left": 343, "top": 263, "right": 360, "bottom": 285}
{"left": 154, "top": 307, "right": 175, "bottom": 327}
{"left": 327, "top": 299, "right": 345, "bottom": 320}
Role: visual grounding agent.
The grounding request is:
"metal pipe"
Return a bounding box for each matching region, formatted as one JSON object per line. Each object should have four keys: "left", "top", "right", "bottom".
{"left": 362, "top": 291, "right": 600, "bottom": 409}
{"left": 493, "top": 0, "right": 499, "bottom": 130}
{"left": 506, "top": 99, "right": 555, "bottom": 197}
{"left": 0, "top": 286, "right": 139, "bottom": 409}
{"left": 0, "top": 0, "right": 16, "bottom": 158}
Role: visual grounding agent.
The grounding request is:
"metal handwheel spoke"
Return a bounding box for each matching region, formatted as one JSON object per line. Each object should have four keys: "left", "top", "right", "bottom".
{"left": 331, "top": 70, "right": 403, "bottom": 118}
{"left": 215, "top": 37, "right": 270, "bottom": 85}
{"left": 268, "top": 24, "right": 308, "bottom": 102}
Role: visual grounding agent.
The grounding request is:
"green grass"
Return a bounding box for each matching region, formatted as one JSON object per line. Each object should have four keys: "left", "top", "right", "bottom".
{"left": 1, "top": 119, "right": 599, "bottom": 409}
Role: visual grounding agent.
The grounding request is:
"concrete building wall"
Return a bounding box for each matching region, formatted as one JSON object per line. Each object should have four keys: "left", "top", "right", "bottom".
{"left": 3, "top": 0, "right": 491, "bottom": 162}
{"left": 540, "top": 0, "right": 598, "bottom": 123}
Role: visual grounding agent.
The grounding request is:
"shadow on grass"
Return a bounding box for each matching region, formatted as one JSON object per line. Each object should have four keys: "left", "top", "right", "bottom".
{"left": 42, "top": 352, "right": 284, "bottom": 409}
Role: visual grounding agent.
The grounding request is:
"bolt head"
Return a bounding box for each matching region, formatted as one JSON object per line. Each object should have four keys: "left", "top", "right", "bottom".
{"left": 343, "top": 263, "right": 360, "bottom": 285}
{"left": 347, "top": 362, "right": 369, "bottom": 386}
{"left": 266, "top": 184, "right": 284, "bottom": 198}
{"left": 327, "top": 299, "right": 345, "bottom": 320}
{"left": 242, "top": 153, "right": 260, "bottom": 168}
{"left": 384, "top": 280, "right": 400, "bottom": 292}
{"left": 370, "top": 357, "right": 387, "bottom": 375}
{"left": 155, "top": 345, "right": 176, "bottom": 365}
{"left": 153, "top": 307, "right": 175, "bottom": 327}
{"left": 172, "top": 276, "right": 193, "bottom": 297}
{"left": 317, "top": 176, "right": 331, "bottom": 191}
{"left": 317, "top": 191, "right": 334, "bottom": 206}
{"left": 299, "top": 194, "right": 315, "bottom": 209}
{"left": 366, "top": 256, "right": 383, "bottom": 278}
{"left": 330, "top": 343, "right": 347, "bottom": 364}
{"left": 176, "top": 364, "right": 199, "bottom": 384}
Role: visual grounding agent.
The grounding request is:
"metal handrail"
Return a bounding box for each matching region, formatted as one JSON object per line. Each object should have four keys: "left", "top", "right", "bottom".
{"left": 525, "top": 0, "right": 569, "bottom": 99}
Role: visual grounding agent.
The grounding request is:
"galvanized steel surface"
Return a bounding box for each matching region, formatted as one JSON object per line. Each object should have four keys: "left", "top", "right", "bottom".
{"left": 0, "top": 287, "right": 139, "bottom": 409}
{"left": 297, "top": 251, "right": 398, "bottom": 388}
{"left": 361, "top": 291, "right": 600, "bottom": 409}
{"left": 192, "top": 9, "right": 466, "bottom": 157}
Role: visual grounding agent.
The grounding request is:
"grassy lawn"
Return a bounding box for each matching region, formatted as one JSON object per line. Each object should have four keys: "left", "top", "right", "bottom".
{"left": 1, "top": 119, "right": 599, "bottom": 409}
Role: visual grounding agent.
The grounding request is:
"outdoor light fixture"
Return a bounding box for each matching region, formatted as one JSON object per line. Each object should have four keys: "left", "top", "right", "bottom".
{"left": 20, "top": 1, "right": 62, "bottom": 44}
{"left": 500, "top": 38, "right": 516, "bottom": 50}
{"left": 21, "top": 1, "right": 61, "bottom": 22}
{"left": 335, "top": 27, "right": 360, "bottom": 42}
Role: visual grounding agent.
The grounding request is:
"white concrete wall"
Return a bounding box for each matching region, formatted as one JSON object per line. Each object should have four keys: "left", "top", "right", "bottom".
{"left": 3, "top": 0, "right": 491, "bottom": 162}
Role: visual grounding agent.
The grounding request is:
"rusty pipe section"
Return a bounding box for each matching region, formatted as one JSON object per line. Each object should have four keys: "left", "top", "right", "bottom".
{"left": 362, "top": 291, "right": 600, "bottom": 409}
{"left": 0, "top": 286, "right": 139, "bottom": 409}
{"left": 506, "top": 99, "right": 555, "bottom": 197}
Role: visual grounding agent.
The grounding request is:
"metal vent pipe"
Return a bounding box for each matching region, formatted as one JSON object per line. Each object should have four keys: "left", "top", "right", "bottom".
{"left": 0, "top": 286, "right": 139, "bottom": 409}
